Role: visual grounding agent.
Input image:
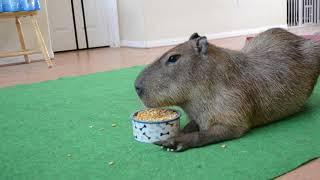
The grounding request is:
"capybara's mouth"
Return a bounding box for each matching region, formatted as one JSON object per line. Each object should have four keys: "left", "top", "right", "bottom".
{"left": 142, "top": 101, "right": 161, "bottom": 108}
{"left": 140, "top": 97, "right": 166, "bottom": 109}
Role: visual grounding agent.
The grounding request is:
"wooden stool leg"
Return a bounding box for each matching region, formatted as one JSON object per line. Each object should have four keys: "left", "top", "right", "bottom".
{"left": 30, "top": 15, "right": 53, "bottom": 68}
{"left": 15, "top": 17, "right": 30, "bottom": 64}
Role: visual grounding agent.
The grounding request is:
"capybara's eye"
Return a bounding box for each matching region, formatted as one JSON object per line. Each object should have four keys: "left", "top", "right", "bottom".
{"left": 166, "top": 54, "right": 181, "bottom": 64}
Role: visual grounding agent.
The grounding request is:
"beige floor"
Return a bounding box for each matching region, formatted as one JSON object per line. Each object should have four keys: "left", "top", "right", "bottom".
{"left": 0, "top": 26, "right": 320, "bottom": 179}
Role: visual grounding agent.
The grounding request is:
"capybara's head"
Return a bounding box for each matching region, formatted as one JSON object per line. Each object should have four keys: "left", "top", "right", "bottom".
{"left": 134, "top": 33, "right": 210, "bottom": 107}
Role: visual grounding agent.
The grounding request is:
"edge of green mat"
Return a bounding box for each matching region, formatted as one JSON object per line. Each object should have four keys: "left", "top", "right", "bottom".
{"left": 273, "top": 157, "right": 320, "bottom": 179}
{"left": 2, "top": 65, "right": 145, "bottom": 90}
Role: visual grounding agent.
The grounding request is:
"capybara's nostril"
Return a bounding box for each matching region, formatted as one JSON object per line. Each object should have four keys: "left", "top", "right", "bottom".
{"left": 135, "top": 85, "right": 143, "bottom": 96}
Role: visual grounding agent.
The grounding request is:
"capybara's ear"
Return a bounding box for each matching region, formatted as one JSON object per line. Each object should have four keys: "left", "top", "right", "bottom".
{"left": 195, "top": 36, "right": 208, "bottom": 58}
{"left": 189, "top": 32, "right": 200, "bottom": 40}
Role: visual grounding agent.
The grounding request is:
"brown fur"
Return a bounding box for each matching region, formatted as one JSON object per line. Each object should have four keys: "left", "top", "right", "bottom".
{"left": 134, "top": 28, "right": 320, "bottom": 151}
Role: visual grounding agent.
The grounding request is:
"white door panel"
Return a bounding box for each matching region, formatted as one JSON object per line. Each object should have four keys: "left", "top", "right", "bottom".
{"left": 47, "top": 0, "right": 77, "bottom": 52}
{"left": 73, "top": 0, "right": 87, "bottom": 49}
{"left": 48, "top": 0, "right": 111, "bottom": 51}
{"left": 83, "top": 0, "right": 110, "bottom": 48}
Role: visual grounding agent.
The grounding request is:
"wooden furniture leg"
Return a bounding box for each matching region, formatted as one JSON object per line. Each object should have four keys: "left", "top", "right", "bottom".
{"left": 30, "top": 15, "right": 53, "bottom": 68}
{"left": 15, "top": 17, "right": 30, "bottom": 64}
{"left": 0, "top": 11, "right": 53, "bottom": 68}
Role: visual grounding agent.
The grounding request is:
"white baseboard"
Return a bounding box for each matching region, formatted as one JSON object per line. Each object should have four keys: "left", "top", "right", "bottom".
{"left": 121, "top": 24, "right": 288, "bottom": 48}
{"left": 0, "top": 51, "right": 54, "bottom": 65}
{"left": 205, "top": 24, "right": 288, "bottom": 40}
{"left": 120, "top": 40, "right": 147, "bottom": 48}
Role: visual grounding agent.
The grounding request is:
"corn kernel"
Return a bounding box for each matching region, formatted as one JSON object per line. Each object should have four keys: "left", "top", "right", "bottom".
{"left": 135, "top": 108, "right": 177, "bottom": 122}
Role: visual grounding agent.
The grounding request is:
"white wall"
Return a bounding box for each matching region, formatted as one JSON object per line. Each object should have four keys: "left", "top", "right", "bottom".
{"left": 117, "top": 0, "right": 145, "bottom": 42}
{"left": 0, "top": 0, "right": 53, "bottom": 65}
{"left": 119, "top": 0, "right": 287, "bottom": 47}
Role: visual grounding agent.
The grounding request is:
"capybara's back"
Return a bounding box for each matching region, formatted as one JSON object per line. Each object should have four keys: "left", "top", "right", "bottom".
{"left": 242, "top": 28, "right": 320, "bottom": 126}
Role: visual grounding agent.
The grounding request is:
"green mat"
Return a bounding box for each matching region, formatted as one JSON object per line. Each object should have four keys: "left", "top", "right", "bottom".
{"left": 0, "top": 66, "right": 319, "bottom": 180}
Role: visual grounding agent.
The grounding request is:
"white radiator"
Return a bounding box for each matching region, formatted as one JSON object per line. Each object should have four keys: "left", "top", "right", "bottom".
{"left": 287, "top": 0, "right": 320, "bottom": 26}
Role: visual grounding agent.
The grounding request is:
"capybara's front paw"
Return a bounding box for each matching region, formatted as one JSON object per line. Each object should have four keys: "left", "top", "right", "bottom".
{"left": 154, "top": 138, "right": 188, "bottom": 152}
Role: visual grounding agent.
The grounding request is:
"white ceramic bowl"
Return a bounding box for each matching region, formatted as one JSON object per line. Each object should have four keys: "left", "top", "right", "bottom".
{"left": 131, "top": 109, "right": 180, "bottom": 143}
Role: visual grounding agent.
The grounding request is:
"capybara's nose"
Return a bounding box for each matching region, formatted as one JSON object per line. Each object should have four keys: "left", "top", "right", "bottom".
{"left": 135, "top": 84, "right": 143, "bottom": 96}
